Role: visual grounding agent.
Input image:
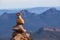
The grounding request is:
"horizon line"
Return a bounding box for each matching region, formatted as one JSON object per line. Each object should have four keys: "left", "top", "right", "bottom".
{"left": 0, "top": 7, "right": 60, "bottom": 10}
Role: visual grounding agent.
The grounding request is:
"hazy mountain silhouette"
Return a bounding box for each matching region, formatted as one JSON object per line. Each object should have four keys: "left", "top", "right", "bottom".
{"left": 0, "top": 7, "right": 50, "bottom": 15}
{"left": 0, "top": 8, "right": 60, "bottom": 40}
{"left": 27, "top": 7, "right": 50, "bottom": 14}
{"left": 39, "top": 8, "right": 60, "bottom": 28}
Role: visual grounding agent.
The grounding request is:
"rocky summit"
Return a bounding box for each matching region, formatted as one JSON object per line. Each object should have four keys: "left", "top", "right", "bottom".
{"left": 31, "top": 27, "right": 60, "bottom": 40}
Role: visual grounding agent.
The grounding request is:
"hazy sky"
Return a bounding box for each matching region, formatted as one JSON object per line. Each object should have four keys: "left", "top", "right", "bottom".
{"left": 0, "top": 0, "right": 60, "bottom": 9}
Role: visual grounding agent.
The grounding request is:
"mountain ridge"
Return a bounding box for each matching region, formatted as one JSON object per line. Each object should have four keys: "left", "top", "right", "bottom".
{"left": 31, "top": 27, "right": 60, "bottom": 40}
{"left": 0, "top": 8, "right": 60, "bottom": 40}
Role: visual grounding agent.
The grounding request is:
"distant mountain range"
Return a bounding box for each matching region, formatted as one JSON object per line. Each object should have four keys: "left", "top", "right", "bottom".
{"left": 26, "top": 7, "right": 50, "bottom": 14}
{"left": 39, "top": 8, "right": 60, "bottom": 28}
{"left": 0, "top": 7, "right": 50, "bottom": 15}
{"left": 0, "top": 7, "right": 60, "bottom": 40}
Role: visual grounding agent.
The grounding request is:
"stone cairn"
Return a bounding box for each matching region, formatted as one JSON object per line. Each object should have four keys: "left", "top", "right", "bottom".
{"left": 11, "top": 12, "right": 30, "bottom": 40}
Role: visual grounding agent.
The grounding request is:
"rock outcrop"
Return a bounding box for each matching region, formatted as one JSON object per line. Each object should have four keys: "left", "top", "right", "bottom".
{"left": 31, "top": 27, "right": 60, "bottom": 40}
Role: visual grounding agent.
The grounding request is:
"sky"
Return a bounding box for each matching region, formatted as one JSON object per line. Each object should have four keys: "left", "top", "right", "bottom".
{"left": 0, "top": 0, "right": 60, "bottom": 9}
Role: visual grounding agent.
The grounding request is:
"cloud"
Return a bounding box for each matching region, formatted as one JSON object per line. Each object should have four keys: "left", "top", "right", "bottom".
{"left": 0, "top": 0, "right": 60, "bottom": 9}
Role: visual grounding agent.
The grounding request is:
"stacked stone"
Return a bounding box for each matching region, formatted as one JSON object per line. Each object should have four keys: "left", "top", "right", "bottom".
{"left": 11, "top": 12, "right": 30, "bottom": 40}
